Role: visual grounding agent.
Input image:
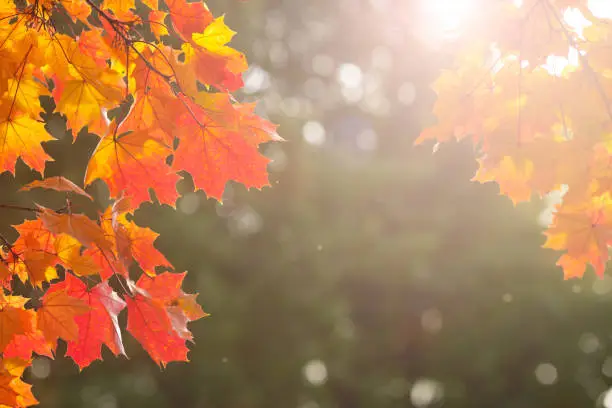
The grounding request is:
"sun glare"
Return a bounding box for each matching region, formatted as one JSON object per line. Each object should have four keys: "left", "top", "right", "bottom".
{"left": 421, "top": 0, "right": 476, "bottom": 41}
{"left": 589, "top": 0, "right": 612, "bottom": 19}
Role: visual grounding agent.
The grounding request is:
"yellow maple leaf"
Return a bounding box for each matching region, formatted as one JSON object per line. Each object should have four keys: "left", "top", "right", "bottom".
{"left": 0, "top": 112, "right": 53, "bottom": 174}
{"left": 191, "top": 15, "right": 236, "bottom": 51}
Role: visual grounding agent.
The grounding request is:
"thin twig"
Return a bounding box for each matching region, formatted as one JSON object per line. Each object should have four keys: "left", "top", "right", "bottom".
{"left": 84, "top": 0, "right": 172, "bottom": 82}
{"left": 0, "top": 204, "right": 41, "bottom": 213}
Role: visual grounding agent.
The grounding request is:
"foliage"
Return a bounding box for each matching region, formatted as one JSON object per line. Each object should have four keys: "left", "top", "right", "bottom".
{"left": 418, "top": 0, "right": 612, "bottom": 279}
{"left": 0, "top": 0, "right": 279, "bottom": 405}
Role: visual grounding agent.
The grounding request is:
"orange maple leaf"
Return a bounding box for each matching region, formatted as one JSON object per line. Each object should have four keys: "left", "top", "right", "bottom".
{"left": 544, "top": 194, "right": 612, "bottom": 278}
{"left": 37, "top": 280, "right": 89, "bottom": 344}
{"left": 37, "top": 206, "right": 112, "bottom": 252}
{"left": 0, "top": 295, "right": 35, "bottom": 352}
{"left": 173, "top": 93, "right": 271, "bottom": 200}
{"left": 85, "top": 124, "right": 180, "bottom": 207}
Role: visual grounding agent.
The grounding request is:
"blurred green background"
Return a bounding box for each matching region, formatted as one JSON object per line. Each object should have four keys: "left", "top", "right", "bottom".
{"left": 3, "top": 0, "right": 612, "bottom": 407}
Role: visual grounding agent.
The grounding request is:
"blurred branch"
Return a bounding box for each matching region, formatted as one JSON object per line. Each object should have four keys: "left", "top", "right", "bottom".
{"left": 0, "top": 204, "right": 41, "bottom": 213}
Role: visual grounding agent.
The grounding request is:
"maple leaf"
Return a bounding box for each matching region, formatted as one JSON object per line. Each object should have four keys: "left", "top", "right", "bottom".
{"left": 0, "top": 295, "right": 35, "bottom": 352}
{"left": 165, "top": 0, "right": 213, "bottom": 41}
{"left": 182, "top": 16, "right": 247, "bottom": 92}
{"left": 135, "top": 272, "right": 207, "bottom": 340}
{"left": 60, "top": 0, "right": 91, "bottom": 22}
{"left": 125, "top": 272, "right": 205, "bottom": 367}
{"left": 122, "top": 88, "right": 178, "bottom": 146}
{"left": 0, "top": 0, "right": 279, "bottom": 403}
{"left": 62, "top": 274, "right": 127, "bottom": 369}
{"left": 46, "top": 34, "right": 124, "bottom": 137}
{"left": 234, "top": 103, "right": 283, "bottom": 145}
{"left": 20, "top": 176, "right": 92, "bottom": 200}
{"left": 111, "top": 203, "right": 172, "bottom": 276}
{"left": 4, "top": 330, "right": 53, "bottom": 361}
{"left": 543, "top": 194, "right": 612, "bottom": 279}
{"left": 0, "top": 262, "right": 9, "bottom": 282}
{"left": 77, "top": 29, "right": 114, "bottom": 67}
{"left": 10, "top": 247, "right": 58, "bottom": 287}
{"left": 82, "top": 201, "right": 170, "bottom": 280}
{"left": 37, "top": 280, "right": 89, "bottom": 345}
{"left": 173, "top": 93, "right": 271, "bottom": 200}
{"left": 37, "top": 206, "right": 112, "bottom": 252}
{"left": 0, "top": 111, "right": 53, "bottom": 175}
{"left": 8, "top": 219, "right": 103, "bottom": 284}
{"left": 0, "top": 358, "right": 37, "bottom": 407}
{"left": 117, "top": 221, "right": 171, "bottom": 277}
{"left": 102, "top": 0, "right": 135, "bottom": 19}
{"left": 85, "top": 123, "right": 180, "bottom": 207}
{"left": 8, "top": 220, "right": 58, "bottom": 287}
{"left": 54, "top": 234, "right": 100, "bottom": 277}
{"left": 149, "top": 10, "right": 169, "bottom": 39}
{"left": 473, "top": 156, "right": 534, "bottom": 205}
{"left": 4, "top": 76, "right": 49, "bottom": 118}
{"left": 125, "top": 292, "right": 189, "bottom": 367}
{"left": 414, "top": 0, "right": 612, "bottom": 279}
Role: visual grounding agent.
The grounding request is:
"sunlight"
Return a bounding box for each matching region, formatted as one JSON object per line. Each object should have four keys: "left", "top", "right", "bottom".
{"left": 541, "top": 47, "right": 579, "bottom": 77}
{"left": 563, "top": 7, "right": 591, "bottom": 37}
{"left": 589, "top": 0, "right": 612, "bottom": 19}
{"left": 421, "top": 0, "right": 477, "bottom": 40}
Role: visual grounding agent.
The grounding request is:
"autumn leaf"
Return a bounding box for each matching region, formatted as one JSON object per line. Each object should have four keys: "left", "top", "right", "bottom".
{"left": 414, "top": 0, "right": 612, "bottom": 278}
{"left": 0, "top": 358, "right": 37, "bottom": 407}
{"left": 8, "top": 220, "right": 58, "bottom": 287}
{"left": 21, "top": 176, "right": 92, "bottom": 200}
{"left": 0, "top": 295, "right": 35, "bottom": 352}
{"left": 149, "top": 10, "right": 169, "bottom": 39}
{"left": 37, "top": 206, "right": 112, "bottom": 252}
{"left": 0, "top": 0, "right": 279, "bottom": 402}
{"left": 4, "top": 331, "right": 54, "bottom": 361}
{"left": 125, "top": 272, "right": 204, "bottom": 367}
{"left": 182, "top": 16, "right": 247, "bottom": 92}
{"left": 126, "top": 292, "right": 190, "bottom": 367}
{"left": 62, "top": 274, "right": 127, "bottom": 369}
{"left": 85, "top": 123, "right": 180, "bottom": 207}
{"left": 37, "top": 280, "right": 89, "bottom": 344}
{"left": 173, "top": 93, "right": 271, "bottom": 200}
{"left": 46, "top": 34, "right": 124, "bottom": 137}
{"left": 0, "top": 262, "right": 9, "bottom": 282}
{"left": 58, "top": 0, "right": 91, "bottom": 22}
{"left": 0, "top": 111, "right": 53, "bottom": 175}
{"left": 165, "top": 0, "right": 213, "bottom": 41}
{"left": 472, "top": 156, "right": 534, "bottom": 205}
{"left": 54, "top": 234, "right": 100, "bottom": 277}
{"left": 4, "top": 77, "right": 48, "bottom": 118}
{"left": 102, "top": 0, "right": 135, "bottom": 19}
{"left": 543, "top": 194, "right": 612, "bottom": 278}
{"left": 135, "top": 272, "right": 207, "bottom": 340}
{"left": 10, "top": 247, "right": 58, "bottom": 287}
{"left": 81, "top": 201, "right": 170, "bottom": 280}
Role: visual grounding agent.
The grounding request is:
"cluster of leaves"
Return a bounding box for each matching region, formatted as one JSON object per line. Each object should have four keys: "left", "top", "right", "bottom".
{"left": 418, "top": 0, "right": 612, "bottom": 279}
{"left": 0, "top": 0, "right": 279, "bottom": 404}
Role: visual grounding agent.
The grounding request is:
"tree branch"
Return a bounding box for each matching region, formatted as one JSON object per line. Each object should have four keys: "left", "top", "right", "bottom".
{"left": 83, "top": 0, "right": 173, "bottom": 82}
{"left": 0, "top": 204, "right": 41, "bottom": 213}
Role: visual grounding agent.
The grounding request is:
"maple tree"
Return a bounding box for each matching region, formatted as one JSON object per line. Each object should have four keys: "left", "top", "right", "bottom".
{"left": 0, "top": 0, "right": 279, "bottom": 404}
{"left": 418, "top": 0, "right": 612, "bottom": 280}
